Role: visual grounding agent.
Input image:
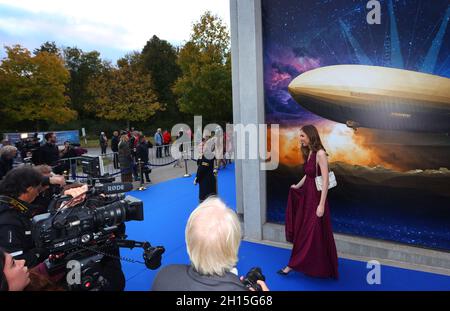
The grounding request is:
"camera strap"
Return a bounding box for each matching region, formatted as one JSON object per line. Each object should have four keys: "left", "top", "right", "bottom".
{"left": 0, "top": 196, "right": 29, "bottom": 214}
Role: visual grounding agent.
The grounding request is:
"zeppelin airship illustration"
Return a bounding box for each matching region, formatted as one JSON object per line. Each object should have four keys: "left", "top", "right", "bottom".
{"left": 288, "top": 65, "right": 450, "bottom": 133}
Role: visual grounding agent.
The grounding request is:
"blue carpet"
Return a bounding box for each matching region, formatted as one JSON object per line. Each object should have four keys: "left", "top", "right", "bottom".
{"left": 120, "top": 164, "right": 450, "bottom": 291}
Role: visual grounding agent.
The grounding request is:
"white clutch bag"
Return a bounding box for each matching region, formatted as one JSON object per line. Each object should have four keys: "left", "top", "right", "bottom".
{"left": 315, "top": 156, "right": 337, "bottom": 191}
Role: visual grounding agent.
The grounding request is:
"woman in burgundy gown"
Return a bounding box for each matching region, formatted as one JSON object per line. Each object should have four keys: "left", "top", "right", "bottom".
{"left": 278, "top": 124, "right": 339, "bottom": 279}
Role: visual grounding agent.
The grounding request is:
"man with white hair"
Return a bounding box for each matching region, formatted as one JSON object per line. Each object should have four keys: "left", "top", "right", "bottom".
{"left": 152, "top": 197, "right": 269, "bottom": 291}
{"left": 0, "top": 146, "right": 17, "bottom": 180}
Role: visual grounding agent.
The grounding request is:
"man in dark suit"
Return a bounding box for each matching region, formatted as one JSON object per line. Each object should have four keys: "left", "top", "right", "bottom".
{"left": 37, "top": 133, "right": 63, "bottom": 174}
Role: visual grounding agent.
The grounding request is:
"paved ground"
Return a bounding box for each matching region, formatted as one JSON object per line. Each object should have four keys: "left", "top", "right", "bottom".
{"left": 85, "top": 147, "right": 199, "bottom": 187}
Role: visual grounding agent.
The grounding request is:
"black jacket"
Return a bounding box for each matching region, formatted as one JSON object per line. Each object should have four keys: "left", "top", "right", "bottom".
{"left": 60, "top": 146, "right": 77, "bottom": 170}
{"left": 38, "top": 143, "right": 60, "bottom": 166}
{"left": 111, "top": 136, "right": 119, "bottom": 153}
{"left": 136, "top": 141, "right": 150, "bottom": 163}
{"left": 99, "top": 135, "right": 107, "bottom": 146}
{"left": 0, "top": 197, "right": 48, "bottom": 268}
{"left": 152, "top": 264, "right": 247, "bottom": 291}
{"left": 118, "top": 141, "right": 132, "bottom": 169}
{"left": 0, "top": 155, "right": 14, "bottom": 180}
{"left": 195, "top": 157, "right": 217, "bottom": 201}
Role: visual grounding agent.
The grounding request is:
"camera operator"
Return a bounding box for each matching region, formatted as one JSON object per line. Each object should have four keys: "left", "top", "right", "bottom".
{"left": 0, "top": 167, "right": 55, "bottom": 268}
{"left": 0, "top": 167, "right": 126, "bottom": 290}
{"left": 0, "top": 146, "right": 18, "bottom": 180}
{"left": 152, "top": 197, "right": 269, "bottom": 291}
{"left": 31, "top": 165, "right": 66, "bottom": 216}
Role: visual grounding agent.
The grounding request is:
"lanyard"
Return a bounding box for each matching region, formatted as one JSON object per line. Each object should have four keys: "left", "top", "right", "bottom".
{"left": 0, "top": 196, "right": 29, "bottom": 214}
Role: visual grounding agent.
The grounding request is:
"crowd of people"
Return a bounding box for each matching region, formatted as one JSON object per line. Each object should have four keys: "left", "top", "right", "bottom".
{"left": 97, "top": 127, "right": 233, "bottom": 186}
{"left": 0, "top": 126, "right": 234, "bottom": 194}
{"left": 0, "top": 133, "right": 87, "bottom": 180}
{"left": 98, "top": 128, "right": 173, "bottom": 159}
{"left": 94, "top": 128, "right": 178, "bottom": 183}
{"left": 0, "top": 128, "right": 175, "bottom": 185}
{"left": 0, "top": 123, "right": 339, "bottom": 291}
{"left": 0, "top": 162, "right": 268, "bottom": 291}
{"left": 0, "top": 126, "right": 254, "bottom": 292}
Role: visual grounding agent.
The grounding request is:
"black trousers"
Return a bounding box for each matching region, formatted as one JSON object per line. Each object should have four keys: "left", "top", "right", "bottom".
{"left": 164, "top": 144, "right": 170, "bottom": 156}
{"left": 98, "top": 256, "right": 126, "bottom": 291}
{"left": 113, "top": 152, "right": 119, "bottom": 169}
{"left": 156, "top": 145, "right": 162, "bottom": 158}
{"left": 139, "top": 163, "right": 151, "bottom": 183}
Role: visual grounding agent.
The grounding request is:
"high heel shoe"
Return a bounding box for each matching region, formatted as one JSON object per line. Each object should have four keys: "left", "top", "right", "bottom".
{"left": 277, "top": 267, "right": 292, "bottom": 275}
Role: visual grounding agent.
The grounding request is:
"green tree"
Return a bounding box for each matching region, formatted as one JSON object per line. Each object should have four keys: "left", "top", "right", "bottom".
{"left": 173, "top": 11, "right": 232, "bottom": 123}
{"left": 0, "top": 45, "right": 76, "bottom": 128}
{"left": 86, "top": 53, "right": 162, "bottom": 128}
{"left": 141, "top": 35, "right": 181, "bottom": 124}
{"left": 34, "top": 41, "right": 60, "bottom": 56}
{"left": 141, "top": 35, "right": 180, "bottom": 103}
{"left": 63, "top": 47, "right": 107, "bottom": 118}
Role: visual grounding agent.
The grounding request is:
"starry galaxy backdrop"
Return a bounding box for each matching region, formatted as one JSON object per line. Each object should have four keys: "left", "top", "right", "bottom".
{"left": 262, "top": 0, "right": 450, "bottom": 250}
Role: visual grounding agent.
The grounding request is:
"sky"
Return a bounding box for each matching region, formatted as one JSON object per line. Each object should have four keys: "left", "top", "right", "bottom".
{"left": 0, "top": 0, "right": 230, "bottom": 62}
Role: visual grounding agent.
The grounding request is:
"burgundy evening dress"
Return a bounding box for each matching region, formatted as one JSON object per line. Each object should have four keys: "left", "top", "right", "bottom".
{"left": 285, "top": 151, "right": 339, "bottom": 279}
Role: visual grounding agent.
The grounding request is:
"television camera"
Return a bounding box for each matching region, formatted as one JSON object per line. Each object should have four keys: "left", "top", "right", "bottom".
{"left": 31, "top": 181, "right": 165, "bottom": 290}
{"left": 78, "top": 154, "right": 117, "bottom": 186}
{"left": 14, "top": 135, "right": 40, "bottom": 163}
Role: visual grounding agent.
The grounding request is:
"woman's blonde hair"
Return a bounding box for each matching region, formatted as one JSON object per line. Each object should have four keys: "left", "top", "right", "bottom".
{"left": 185, "top": 197, "right": 241, "bottom": 276}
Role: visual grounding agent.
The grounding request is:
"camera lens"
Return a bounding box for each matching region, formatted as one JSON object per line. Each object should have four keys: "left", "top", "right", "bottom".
{"left": 94, "top": 201, "right": 127, "bottom": 227}
{"left": 93, "top": 198, "right": 144, "bottom": 227}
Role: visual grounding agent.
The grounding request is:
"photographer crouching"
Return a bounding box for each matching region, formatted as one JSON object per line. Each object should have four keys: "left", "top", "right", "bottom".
{"left": 0, "top": 166, "right": 127, "bottom": 290}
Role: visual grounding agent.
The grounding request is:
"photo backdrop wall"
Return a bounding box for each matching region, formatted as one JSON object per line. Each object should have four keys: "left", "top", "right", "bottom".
{"left": 262, "top": 0, "right": 450, "bottom": 251}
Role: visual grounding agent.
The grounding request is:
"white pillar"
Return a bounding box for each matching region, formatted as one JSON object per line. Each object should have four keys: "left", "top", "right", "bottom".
{"left": 230, "top": 0, "right": 266, "bottom": 240}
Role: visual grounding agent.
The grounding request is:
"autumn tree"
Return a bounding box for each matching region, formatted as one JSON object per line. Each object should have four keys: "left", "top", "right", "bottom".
{"left": 0, "top": 45, "right": 76, "bottom": 128}
{"left": 86, "top": 52, "right": 162, "bottom": 128}
{"left": 173, "top": 11, "right": 232, "bottom": 123}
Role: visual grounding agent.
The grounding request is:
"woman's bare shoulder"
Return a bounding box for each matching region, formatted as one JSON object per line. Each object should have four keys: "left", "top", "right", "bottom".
{"left": 317, "top": 149, "right": 327, "bottom": 157}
